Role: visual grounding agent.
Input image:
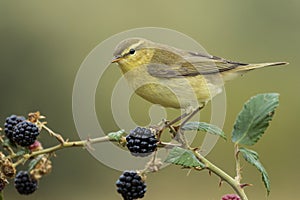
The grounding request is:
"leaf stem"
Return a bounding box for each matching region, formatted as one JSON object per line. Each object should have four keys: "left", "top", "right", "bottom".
{"left": 193, "top": 150, "right": 248, "bottom": 200}
{"left": 234, "top": 144, "right": 242, "bottom": 182}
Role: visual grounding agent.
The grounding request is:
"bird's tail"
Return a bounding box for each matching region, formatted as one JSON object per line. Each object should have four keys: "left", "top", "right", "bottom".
{"left": 234, "top": 61, "right": 288, "bottom": 72}
{"left": 221, "top": 61, "right": 288, "bottom": 81}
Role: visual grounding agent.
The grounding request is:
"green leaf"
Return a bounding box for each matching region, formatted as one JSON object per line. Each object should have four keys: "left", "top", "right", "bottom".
{"left": 239, "top": 147, "right": 270, "bottom": 195}
{"left": 28, "top": 155, "right": 44, "bottom": 171}
{"left": 182, "top": 122, "right": 226, "bottom": 140}
{"left": 2, "top": 138, "right": 17, "bottom": 149}
{"left": 107, "top": 129, "right": 126, "bottom": 141}
{"left": 232, "top": 93, "right": 279, "bottom": 145}
{"left": 165, "top": 147, "right": 205, "bottom": 168}
{"left": 15, "top": 148, "right": 30, "bottom": 157}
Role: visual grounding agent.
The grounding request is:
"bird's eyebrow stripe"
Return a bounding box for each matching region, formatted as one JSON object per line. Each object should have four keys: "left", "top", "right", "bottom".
{"left": 126, "top": 40, "right": 144, "bottom": 52}
{"left": 121, "top": 40, "right": 145, "bottom": 57}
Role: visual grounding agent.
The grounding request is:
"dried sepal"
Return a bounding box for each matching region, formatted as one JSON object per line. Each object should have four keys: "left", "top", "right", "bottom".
{"left": 28, "top": 111, "right": 41, "bottom": 123}
{"left": 1, "top": 159, "right": 16, "bottom": 178}
{"left": 30, "top": 155, "right": 52, "bottom": 180}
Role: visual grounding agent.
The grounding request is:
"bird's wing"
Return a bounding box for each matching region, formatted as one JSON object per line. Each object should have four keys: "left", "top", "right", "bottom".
{"left": 147, "top": 51, "right": 248, "bottom": 78}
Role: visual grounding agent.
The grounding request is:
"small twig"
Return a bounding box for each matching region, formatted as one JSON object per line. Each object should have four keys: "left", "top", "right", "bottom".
{"left": 10, "top": 136, "right": 113, "bottom": 161}
{"left": 37, "top": 121, "right": 65, "bottom": 143}
{"left": 12, "top": 157, "right": 26, "bottom": 168}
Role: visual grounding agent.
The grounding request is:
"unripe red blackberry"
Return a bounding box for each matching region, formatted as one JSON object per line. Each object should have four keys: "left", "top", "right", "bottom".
{"left": 4, "top": 115, "right": 26, "bottom": 141}
{"left": 126, "top": 127, "right": 157, "bottom": 157}
{"left": 14, "top": 171, "right": 38, "bottom": 195}
{"left": 221, "top": 194, "right": 241, "bottom": 200}
{"left": 29, "top": 140, "right": 43, "bottom": 151}
{"left": 13, "top": 121, "right": 39, "bottom": 147}
{"left": 116, "top": 170, "right": 146, "bottom": 200}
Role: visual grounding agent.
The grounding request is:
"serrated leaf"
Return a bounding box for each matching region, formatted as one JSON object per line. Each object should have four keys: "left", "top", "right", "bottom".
{"left": 232, "top": 93, "right": 279, "bottom": 145}
{"left": 182, "top": 122, "right": 226, "bottom": 140}
{"left": 239, "top": 147, "right": 270, "bottom": 195}
{"left": 165, "top": 147, "right": 205, "bottom": 168}
{"left": 107, "top": 129, "right": 126, "bottom": 141}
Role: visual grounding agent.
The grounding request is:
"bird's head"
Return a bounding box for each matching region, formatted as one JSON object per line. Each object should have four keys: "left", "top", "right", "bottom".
{"left": 112, "top": 38, "right": 155, "bottom": 73}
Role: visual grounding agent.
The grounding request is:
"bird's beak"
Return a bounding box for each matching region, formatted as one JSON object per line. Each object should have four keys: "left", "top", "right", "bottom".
{"left": 111, "top": 55, "right": 122, "bottom": 63}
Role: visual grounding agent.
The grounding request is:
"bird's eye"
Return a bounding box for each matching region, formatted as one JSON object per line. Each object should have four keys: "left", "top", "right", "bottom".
{"left": 129, "top": 48, "right": 135, "bottom": 55}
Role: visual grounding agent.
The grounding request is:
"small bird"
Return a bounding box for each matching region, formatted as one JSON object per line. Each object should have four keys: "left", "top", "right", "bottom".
{"left": 112, "top": 38, "right": 287, "bottom": 112}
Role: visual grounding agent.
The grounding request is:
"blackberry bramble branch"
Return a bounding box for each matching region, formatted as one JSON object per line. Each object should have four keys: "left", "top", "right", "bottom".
{"left": 0, "top": 93, "right": 279, "bottom": 200}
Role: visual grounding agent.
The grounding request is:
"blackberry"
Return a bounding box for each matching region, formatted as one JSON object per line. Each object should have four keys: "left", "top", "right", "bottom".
{"left": 14, "top": 171, "right": 38, "bottom": 195}
{"left": 221, "top": 194, "right": 241, "bottom": 200}
{"left": 126, "top": 127, "right": 157, "bottom": 157}
{"left": 13, "top": 121, "right": 39, "bottom": 147}
{"left": 4, "top": 115, "right": 26, "bottom": 141}
{"left": 116, "top": 170, "right": 146, "bottom": 200}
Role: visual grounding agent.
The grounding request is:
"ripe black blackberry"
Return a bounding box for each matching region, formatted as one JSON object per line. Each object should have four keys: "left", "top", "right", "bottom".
{"left": 4, "top": 115, "right": 26, "bottom": 141}
{"left": 14, "top": 171, "right": 38, "bottom": 195}
{"left": 13, "top": 121, "right": 39, "bottom": 147}
{"left": 126, "top": 127, "right": 157, "bottom": 157}
{"left": 116, "top": 170, "right": 146, "bottom": 200}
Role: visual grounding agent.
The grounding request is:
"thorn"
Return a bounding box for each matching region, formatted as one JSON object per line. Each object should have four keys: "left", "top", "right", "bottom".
{"left": 240, "top": 183, "right": 253, "bottom": 188}
{"left": 186, "top": 169, "right": 192, "bottom": 176}
{"left": 208, "top": 170, "right": 212, "bottom": 176}
{"left": 86, "top": 138, "right": 95, "bottom": 151}
{"left": 219, "top": 179, "right": 223, "bottom": 187}
{"left": 193, "top": 147, "right": 200, "bottom": 151}
{"left": 235, "top": 149, "right": 240, "bottom": 158}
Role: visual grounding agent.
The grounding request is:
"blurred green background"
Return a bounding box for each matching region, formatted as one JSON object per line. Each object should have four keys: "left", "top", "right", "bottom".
{"left": 0, "top": 0, "right": 299, "bottom": 199}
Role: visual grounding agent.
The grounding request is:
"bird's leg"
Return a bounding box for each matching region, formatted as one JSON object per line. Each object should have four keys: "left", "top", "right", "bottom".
{"left": 152, "top": 110, "right": 192, "bottom": 140}
{"left": 173, "top": 104, "right": 206, "bottom": 147}
{"left": 153, "top": 103, "right": 205, "bottom": 142}
{"left": 180, "top": 104, "right": 205, "bottom": 128}
{"left": 164, "top": 111, "right": 191, "bottom": 127}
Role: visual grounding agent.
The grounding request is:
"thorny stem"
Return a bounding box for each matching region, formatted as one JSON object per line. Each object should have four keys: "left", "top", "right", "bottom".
{"left": 12, "top": 157, "right": 25, "bottom": 168}
{"left": 234, "top": 143, "right": 242, "bottom": 182}
{"left": 1, "top": 112, "right": 249, "bottom": 200}
{"left": 193, "top": 150, "right": 248, "bottom": 200}
{"left": 37, "top": 121, "right": 65, "bottom": 143}
{"left": 21, "top": 136, "right": 113, "bottom": 160}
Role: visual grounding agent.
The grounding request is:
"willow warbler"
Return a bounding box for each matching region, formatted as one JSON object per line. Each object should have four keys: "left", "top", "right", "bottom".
{"left": 112, "top": 38, "right": 287, "bottom": 110}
